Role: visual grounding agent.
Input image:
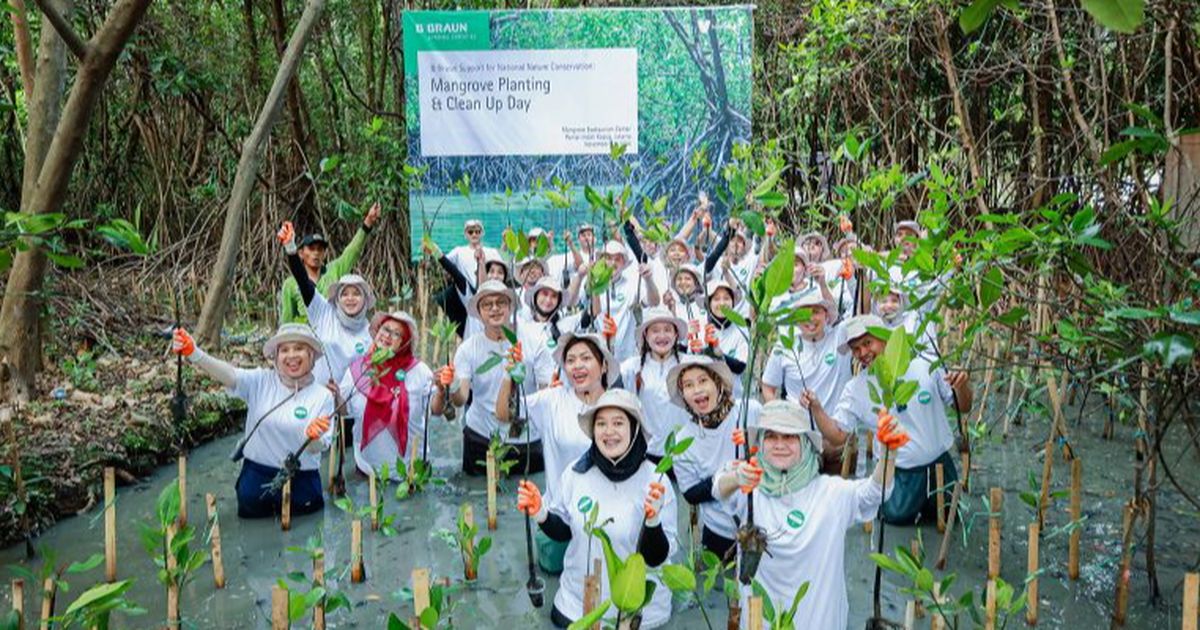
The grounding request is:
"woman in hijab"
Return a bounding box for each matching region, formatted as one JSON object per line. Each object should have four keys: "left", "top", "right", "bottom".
{"left": 516, "top": 389, "right": 677, "bottom": 629}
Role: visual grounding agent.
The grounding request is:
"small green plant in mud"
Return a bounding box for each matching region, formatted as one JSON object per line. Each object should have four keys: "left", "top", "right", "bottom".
{"left": 333, "top": 486, "right": 399, "bottom": 538}
{"left": 662, "top": 547, "right": 737, "bottom": 630}
{"left": 433, "top": 503, "right": 492, "bottom": 581}
{"left": 390, "top": 577, "right": 465, "bottom": 629}
{"left": 279, "top": 532, "right": 352, "bottom": 622}
{"left": 138, "top": 482, "right": 207, "bottom": 619}
{"left": 395, "top": 455, "right": 446, "bottom": 501}
{"left": 63, "top": 349, "right": 100, "bottom": 392}
{"left": 6, "top": 547, "right": 144, "bottom": 629}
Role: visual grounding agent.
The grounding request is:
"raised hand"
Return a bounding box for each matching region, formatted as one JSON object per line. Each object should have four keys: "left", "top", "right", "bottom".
{"left": 839, "top": 215, "right": 854, "bottom": 234}
{"left": 364, "top": 202, "right": 382, "bottom": 228}
{"left": 603, "top": 315, "right": 618, "bottom": 340}
{"left": 506, "top": 341, "right": 524, "bottom": 369}
{"left": 171, "top": 328, "right": 196, "bottom": 357}
{"left": 277, "top": 221, "right": 296, "bottom": 247}
{"left": 735, "top": 457, "right": 763, "bottom": 494}
{"left": 644, "top": 481, "right": 667, "bottom": 526}
{"left": 705, "top": 323, "right": 719, "bottom": 349}
{"left": 437, "top": 365, "right": 456, "bottom": 387}
{"left": 876, "top": 408, "right": 910, "bottom": 451}
{"left": 839, "top": 257, "right": 854, "bottom": 280}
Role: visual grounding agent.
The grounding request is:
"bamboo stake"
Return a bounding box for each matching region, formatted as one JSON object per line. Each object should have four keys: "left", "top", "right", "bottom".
{"left": 746, "top": 596, "right": 764, "bottom": 630}
{"left": 908, "top": 539, "right": 925, "bottom": 618}
{"left": 12, "top": 579, "right": 24, "bottom": 630}
{"left": 989, "top": 488, "right": 1003, "bottom": 579}
{"left": 281, "top": 479, "right": 292, "bottom": 531}
{"left": 206, "top": 493, "right": 226, "bottom": 588}
{"left": 935, "top": 480, "right": 963, "bottom": 570}
{"left": 38, "top": 577, "right": 53, "bottom": 630}
{"left": 412, "top": 568, "right": 431, "bottom": 623}
{"left": 351, "top": 520, "right": 365, "bottom": 583}
{"left": 1003, "top": 364, "right": 1020, "bottom": 439}
{"left": 583, "top": 559, "right": 601, "bottom": 630}
{"left": 840, "top": 434, "right": 857, "bottom": 479}
{"left": 1027, "top": 522, "right": 1040, "bottom": 625}
{"left": 974, "top": 336, "right": 997, "bottom": 428}
{"left": 271, "top": 584, "right": 289, "bottom": 629}
{"left": 936, "top": 463, "right": 946, "bottom": 534}
{"left": 104, "top": 466, "right": 116, "bottom": 582}
{"left": 864, "top": 430, "right": 874, "bottom": 534}
{"left": 961, "top": 450, "right": 972, "bottom": 493}
{"left": 462, "top": 505, "right": 477, "bottom": 579}
{"left": 1183, "top": 573, "right": 1198, "bottom": 630}
{"left": 369, "top": 471, "right": 378, "bottom": 531}
{"left": 1069, "top": 458, "right": 1082, "bottom": 580}
{"left": 166, "top": 524, "right": 179, "bottom": 629}
{"left": 486, "top": 450, "right": 498, "bottom": 530}
{"left": 326, "top": 434, "right": 338, "bottom": 489}
{"left": 177, "top": 455, "right": 188, "bottom": 528}
{"left": 726, "top": 596, "right": 740, "bottom": 630}
{"left": 313, "top": 550, "right": 325, "bottom": 630}
{"left": 904, "top": 601, "right": 916, "bottom": 630}
{"left": 931, "top": 582, "right": 946, "bottom": 630}
{"left": 985, "top": 578, "right": 997, "bottom": 630}
{"left": 1036, "top": 374, "right": 1056, "bottom": 530}
{"left": 1112, "top": 502, "right": 1135, "bottom": 627}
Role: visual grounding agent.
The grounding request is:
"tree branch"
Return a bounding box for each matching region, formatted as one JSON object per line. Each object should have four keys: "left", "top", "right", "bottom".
{"left": 28, "top": 0, "right": 89, "bottom": 61}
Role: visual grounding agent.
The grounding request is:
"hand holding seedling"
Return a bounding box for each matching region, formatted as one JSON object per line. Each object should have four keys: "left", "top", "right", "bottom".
{"left": 171, "top": 328, "right": 195, "bottom": 357}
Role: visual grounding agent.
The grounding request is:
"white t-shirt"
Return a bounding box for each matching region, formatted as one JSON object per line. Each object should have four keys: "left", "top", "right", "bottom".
{"left": 524, "top": 386, "right": 593, "bottom": 500}
{"left": 726, "top": 476, "right": 884, "bottom": 630}
{"left": 599, "top": 265, "right": 656, "bottom": 363}
{"left": 338, "top": 361, "right": 434, "bottom": 477}
{"left": 453, "top": 331, "right": 544, "bottom": 444}
{"left": 230, "top": 369, "right": 334, "bottom": 470}
{"left": 446, "top": 245, "right": 501, "bottom": 284}
{"left": 307, "top": 292, "right": 372, "bottom": 386}
{"left": 712, "top": 323, "right": 750, "bottom": 395}
{"left": 619, "top": 354, "right": 693, "bottom": 457}
{"left": 830, "top": 355, "right": 956, "bottom": 468}
{"left": 822, "top": 259, "right": 857, "bottom": 320}
{"left": 763, "top": 325, "right": 851, "bottom": 413}
{"left": 667, "top": 291, "right": 708, "bottom": 327}
{"left": 674, "top": 398, "right": 761, "bottom": 540}
{"left": 549, "top": 460, "right": 678, "bottom": 629}
{"left": 520, "top": 313, "right": 581, "bottom": 387}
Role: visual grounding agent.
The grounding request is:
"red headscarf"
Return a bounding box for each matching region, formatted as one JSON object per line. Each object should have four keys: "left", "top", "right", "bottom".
{"left": 351, "top": 316, "right": 418, "bottom": 452}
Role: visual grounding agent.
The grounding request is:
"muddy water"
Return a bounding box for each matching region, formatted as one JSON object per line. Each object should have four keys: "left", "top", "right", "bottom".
{"left": 2, "top": 389, "right": 1193, "bottom": 629}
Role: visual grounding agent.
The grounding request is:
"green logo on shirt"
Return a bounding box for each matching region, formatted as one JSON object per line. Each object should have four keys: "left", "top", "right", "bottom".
{"left": 577, "top": 496, "right": 594, "bottom": 514}
{"left": 786, "top": 509, "right": 806, "bottom": 529}
{"left": 824, "top": 352, "right": 835, "bottom": 365}
{"left": 918, "top": 391, "right": 932, "bottom": 405}
{"left": 547, "top": 339, "right": 557, "bottom": 349}
{"left": 397, "top": 370, "right": 407, "bottom": 382}
{"left": 294, "top": 406, "right": 309, "bottom": 420}
{"left": 355, "top": 342, "right": 365, "bottom": 354}
{"left": 615, "top": 293, "right": 626, "bottom": 304}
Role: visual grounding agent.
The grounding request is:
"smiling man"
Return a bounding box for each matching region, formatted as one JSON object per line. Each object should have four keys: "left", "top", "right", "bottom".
{"left": 800, "top": 314, "right": 973, "bottom": 525}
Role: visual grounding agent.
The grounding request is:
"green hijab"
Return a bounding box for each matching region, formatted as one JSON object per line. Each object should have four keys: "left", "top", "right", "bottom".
{"left": 757, "top": 433, "right": 820, "bottom": 497}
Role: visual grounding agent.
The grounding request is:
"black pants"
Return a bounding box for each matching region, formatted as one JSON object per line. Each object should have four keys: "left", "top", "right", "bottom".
{"left": 551, "top": 605, "right": 572, "bottom": 628}
{"left": 702, "top": 526, "right": 737, "bottom": 564}
{"left": 461, "top": 425, "right": 544, "bottom": 476}
{"left": 235, "top": 458, "right": 323, "bottom": 519}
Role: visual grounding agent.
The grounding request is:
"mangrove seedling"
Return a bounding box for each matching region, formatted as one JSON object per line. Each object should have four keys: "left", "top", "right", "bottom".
{"left": 749, "top": 578, "right": 811, "bottom": 630}
{"left": 395, "top": 455, "right": 446, "bottom": 500}
{"left": 434, "top": 504, "right": 493, "bottom": 582}
{"left": 8, "top": 547, "right": 138, "bottom": 628}
{"left": 138, "top": 482, "right": 207, "bottom": 626}
{"left": 280, "top": 534, "right": 352, "bottom": 623}
{"left": 390, "top": 578, "right": 465, "bottom": 630}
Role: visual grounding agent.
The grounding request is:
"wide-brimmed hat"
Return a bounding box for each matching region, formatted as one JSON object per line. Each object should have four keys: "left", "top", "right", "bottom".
{"left": 524, "top": 276, "right": 564, "bottom": 313}
{"left": 481, "top": 251, "right": 511, "bottom": 280}
{"left": 672, "top": 264, "right": 703, "bottom": 288}
{"left": 894, "top": 220, "right": 922, "bottom": 236}
{"left": 799, "top": 232, "right": 831, "bottom": 260}
{"left": 464, "top": 219, "right": 483, "bottom": 230}
{"left": 664, "top": 237, "right": 690, "bottom": 255}
{"left": 665, "top": 354, "right": 735, "bottom": 408}
{"left": 790, "top": 290, "right": 833, "bottom": 315}
{"left": 636, "top": 306, "right": 687, "bottom": 350}
{"left": 468, "top": 280, "right": 518, "bottom": 320}
{"left": 832, "top": 235, "right": 858, "bottom": 256}
{"left": 326, "top": 274, "right": 377, "bottom": 314}
{"left": 553, "top": 331, "right": 619, "bottom": 385}
{"left": 578, "top": 389, "right": 649, "bottom": 441}
{"left": 368, "top": 310, "right": 417, "bottom": 339}
{"left": 263, "top": 323, "right": 324, "bottom": 360}
{"left": 577, "top": 223, "right": 595, "bottom": 235}
{"left": 298, "top": 233, "right": 328, "bottom": 249}
{"left": 751, "top": 399, "right": 823, "bottom": 453}
{"left": 528, "top": 227, "right": 546, "bottom": 240}
{"left": 838, "top": 314, "right": 889, "bottom": 354}
{"left": 516, "top": 256, "right": 547, "bottom": 283}
{"left": 603, "top": 240, "right": 627, "bottom": 257}
{"left": 791, "top": 245, "right": 811, "bottom": 267}
{"left": 706, "top": 279, "right": 742, "bottom": 307}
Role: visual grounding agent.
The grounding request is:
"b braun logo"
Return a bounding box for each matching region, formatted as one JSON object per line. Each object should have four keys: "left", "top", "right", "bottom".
{"left": 417, "top": 22, "right": 468, "bottom": 35}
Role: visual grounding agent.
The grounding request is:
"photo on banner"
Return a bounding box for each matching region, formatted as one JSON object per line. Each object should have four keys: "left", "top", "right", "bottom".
{"left": 402, "top": 6, "right": 754, "bottom": 258}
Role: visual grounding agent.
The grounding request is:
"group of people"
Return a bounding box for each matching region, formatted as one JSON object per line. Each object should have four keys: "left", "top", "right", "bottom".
{"left": 167, "top": 197, "right": 972, "bottom": 628}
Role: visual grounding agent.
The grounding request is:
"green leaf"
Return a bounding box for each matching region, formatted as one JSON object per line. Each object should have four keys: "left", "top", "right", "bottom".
{"left": 1100, "top": 139, "right": 1140, "bottom": 165}
{"left": 65, "top": 553, "right": 105, "bottom": 574}
{"left": 751, "top": 169, "right": 783, "bottom": 199}
{"left": 894, "top": 380, "right": 919, "bottom": 407}
{"left": 567, "top": 601, "right": 610, "bottom": 630}
{"left": 46, "top": 251, "right": 85, "bottom": 269}
{"left": 1142, "top": 333, "right": 1195, "bottom": 368}
{"left": 502, "top": 325, "right": 518, "bottom": 345}
{"left": 1081, "top": 0, "right": 1145, "bottom": 33}
{"left": 156, "top": 482, "right": 181, "bottom": 527}
{"left": 660, "top": 564, "right": 696, "bottom": 593}
{"left": 763, "top": 239, "right": 795, "bottom": 304}
{"left": 721, "top": 307, "right": 749, "bottom": 328}
{"left": 1105, "top": 307, "right": 1161, "bottom": 320}
{"left": 62, "top": 580, "right": 133, "bottom": 616}
{"left": 979, "top": 267, "right": 1004, "bottom": 311}
{"left": 611, "top": 553, "right": 647, "bottom": 613}
{"left": 754, "top": 191, "right": 787, "bottom": 208}
{"left": 960, "top": 0, "right": 1001, "bottom": 34}
{"left": 319, "top": 156, "right": 341, "bottom": 173}
{"left": 995, "top": 307, "right": 1028, "bottom": 326}
{"left": 419, "top": 605, "right": 439, "bottom": 629}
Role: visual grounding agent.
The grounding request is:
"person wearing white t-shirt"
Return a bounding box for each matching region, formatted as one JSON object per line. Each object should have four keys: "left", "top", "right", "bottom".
{"left": 460, "top": 250, "right": 513, "bottom": 340}
{"left": 798, "top": 231, "right": 832, "bottom": 266}
{"left": 431, "top": 280, "right": 546, "bottom": 476}
{"left": 770, "top": 246, "right": 836, "bottom": 315}
{"left": 801, "top": 314, "right": 973, "bottom": 525}
{"left": 515, "top": 256, "right": 548, "bottom": 322}
{"left": 620, "top": 307, "right": 693, "bottom": 461}
{"left": 762, "top": 291, "right": 851, "bottom": 428}
{"left": 668, "top": 354, "right": 761, "bottom": 559}
{"left": 517, "top": 390, "right": 677, "bottom": 629}
{"left": 521, "top": 275, "right": 586, "bottom": 380}
{"left": 497, "top": 331, "right": 615, "bottom": 574}
{"left": 662, "top": 264, "right": 707, "bottom": 326}
{"left": 279, "top": 221, "right": 375, "bottom": 386}
{"left": 715, "top": 400, "right": 902, "bottom": 630}
{"left": 171, "top": 324, "right": 334, "bottom": 519}
{"left": 597, "top": 240, "right": 661, "bottom": 362}
{"left": 444, "top": 219, "right": 501, "bottom": 290}
{"left": 332, "top": 311, "right": 434, "bottom": 478}
{"left": 704, "top": 279, "right": 750, "bottom": 393}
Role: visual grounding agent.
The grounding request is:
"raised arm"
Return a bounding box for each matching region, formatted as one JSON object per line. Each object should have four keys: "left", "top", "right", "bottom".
{"left": 325, "top": 202, "right": 380, "bottom": 279}
{"left": 171, "top": 328, "right": 238, "bottom": 388}
{"left": 279, "top": 222, "right": 316, "bottom": 307}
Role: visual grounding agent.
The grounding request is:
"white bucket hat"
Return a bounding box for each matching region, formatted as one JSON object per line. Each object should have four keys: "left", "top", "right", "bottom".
{"left": 326, "top": 274, "right": 376, "bottom": 314}
{"left": 523, "top": 276, "right": 564, "bottom": 314}
{"left": 516, "top": 256, "right": 547, "bottom": 284}
{"left": 263, "top": 323, "right": 324, "bottom": 360}
{"left": 838, "top": 314, "right": 889, "bottom": 354}
{"left": 369, "top": 310, "right": 418, "bottom": 339}
{"left": 636, "top": 306, "right": 687, "bottom": 351}
{"left": 603, "top": 240, "right": 627, "bottom": 257}
{"left": 751, "top": 399, "right": 823, "bottom": 453}
{"left": 672, "top": 264, "right": 703, "bottom": 289}
{"left": 481, "top": 251, "right": 511, "bottom": 281}
{"left": 665, "top": 354, "right": 735, "bottom": 409}
{"left": 790, "top": 290, "right": 833, "bottom": 315}
{"left": 706, "top": 279, "right": 742, "bottom": 308}
{"left": 464, "top": 219, "right": 483, "bottom": 230}
{"left": 578, "top": 389, "right": 649, "bottom": 441}
{"left": 553, "top": 331, "right": 620, "bottom": 385}
{"left": 799, "top": 232, "right": 831, "bottom": 261}
{"left": 895, "top": 220, "right": 922, "bottom": 237}
{"left": 468, "top": 280, "right": 518, "bottom": 320}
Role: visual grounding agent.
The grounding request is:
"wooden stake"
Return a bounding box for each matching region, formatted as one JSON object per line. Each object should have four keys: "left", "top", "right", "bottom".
{"left": 961, "top": 449, "right": 972, "bottom": 493}
{"left": 166, "top": 524, "right": 179, "bottom": 628}
{"left": 935, "top": 480, "right": 963, "bottom": 570}
{"left": 1027, "top": 522, "right": 1040, "bottom": 625}
{"left": 1112, "top": 502, "right": 1135, "bottom": 627}
{"left": 988, "top": 488, "right": 1003, "bottom": 579}
{"left": 1183, "top": 573, "right": 1199, "bottom": 630}
{"left": 1003, "top": 356, "right": 1020, "bottom": 439}
{"left": 205, "top": 493, "right": 226, "bottom": 588}
{"left": 583, "top": 559, "right": 602, "bottom": 630}
{"left": 1068, "top": 458, "right": 1082, "bottom": 580}
{"left": 1036, "top": 418, "right": 1055, "bottom": 530}
{"left": 931, "top": 582, "right": 946, "bottom": 630}
{"left": 985, "top": 578, "right": 997, "bottom": 630}
{"left": 177, "top": 455, "right": 188, "bottom": 528}
{"left": 281, "top": 479, "right": 292, "bottom": 531}
{"left": 104, "top": 466, "right": 116, "bottom": 582}
{"left": 38, "top": 576, "right": 53, "bottom": 630}
{"left": 904, "top": 600, "right": 916, "bottom": 630}
{"left": 910, "top": 539, "right": 924, "bottom": 619}
{"left": 313, "top": 551, "right": 326, "bottom": 630}
{"left": 271, "top": 584, "right": 289, "bottom": 629}
{"left": 411, "top": 568, "right": 431, "bottom": 624}
{"left": 351, "top": 520, "right": 365, "bottom": 583}
{"left": 486, "top": 450, "right": 498, "bottom": 530}
{"left": 462, "top": 505, "right": 477, "bottom": 579}
{"left": 746, "top": 596, "right": 764, "bottom": 630}
{"left": 935, "top": 463, "right": 946, "bottom": 534}
{"left": 326, "top": 435, "right": 338, "bottom": 491}
{"left": 839, "top": 434, "right": 857, "bottom": 479}
{"left": 726, "top": 596, "right": 741, "bottom": 630}
{"left": 974, "top": 336, "right": 997, "bottom": 428}
{"left": 368, "top": 471, "right": 379, "bottom": 531}
{"left": 12, "top": 579, "right": 24, "bottom": 630}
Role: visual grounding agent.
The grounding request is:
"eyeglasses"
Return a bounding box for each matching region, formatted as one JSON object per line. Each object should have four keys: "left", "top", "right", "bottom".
{"left": 377, "top": 326, "right": 406, "bottom": 340}
{"left": 478, "top": 299, "right": 509, "bottom": 312}
{"left": 466, "top": 228, "right": 482, "bottom": 235}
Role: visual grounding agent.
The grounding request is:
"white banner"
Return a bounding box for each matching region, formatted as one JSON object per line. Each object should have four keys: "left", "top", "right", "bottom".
{"left": 417, "top": 48, "right": 639, "bottom": 157}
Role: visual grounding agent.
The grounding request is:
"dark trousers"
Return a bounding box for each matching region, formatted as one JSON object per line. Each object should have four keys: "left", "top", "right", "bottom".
{"left": 461, "top": 425, "right": 544, "bottom": 476}
{"left": 235, "top": 458, "right": 323, "bottom": 519}
{"left": 702, "top": 526, "right": 737, "bottom": 564}
{"left": 881, "top": 450, "right": 958, "bottom": 526}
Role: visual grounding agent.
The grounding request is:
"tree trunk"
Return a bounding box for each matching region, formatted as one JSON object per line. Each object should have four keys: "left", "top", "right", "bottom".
{"left": 195, "top": 0, "right": 328, "bottom": 346}
{"left": 0, "top": 0, "right": 153, "bottom": 402}
{"left": 8, "top": 0, "right": 37, "bottom": 97}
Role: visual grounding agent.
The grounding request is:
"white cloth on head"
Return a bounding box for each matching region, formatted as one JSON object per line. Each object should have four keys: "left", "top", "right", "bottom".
{"left": 306, "top": 291, "right": 372, "bottom": 385}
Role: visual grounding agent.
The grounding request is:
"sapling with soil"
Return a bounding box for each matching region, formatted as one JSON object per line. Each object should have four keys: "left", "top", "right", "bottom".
{"left": 390, "top": 577, "right": 464, "bottom": 630}
{"left": 137, "top": 482, "right": 207, "bottom": 628}
{"left": 7, "top": 546, "right": 143, "bottom": 629}
{"left": 279, "top": 533, "right": 352, "bottom": 624}
{"left": 434, "top": 503, "right": 493, "bottom": 582}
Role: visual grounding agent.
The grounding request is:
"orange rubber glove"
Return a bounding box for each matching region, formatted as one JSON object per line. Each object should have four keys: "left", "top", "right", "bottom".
{"left": 736, "top": 457, "right": 763, "bottom": 494}
{"left": 437, "top": 365, "right": 456, "bottom": 387}
{"left": 171, "top": 328, "right": 196, "bottom": 357}
{"left": 732, "top": 428, "right": 746, "bottom": 446}
{"left": 550, "top": 372, "right": 563, "bottom": 388}
{"left": 603, "top": 315, "right": 618, "bottom": 340}
{"left": 277, "top": 221, "right": 295, "bottom": 245}
{"left": 705, "top": 323, "right": 719, "bottom": 348}
{"left": 839, "top": 215, "right": 854, "bottom": 234}
{"left": 688, "top": 332, "right": 703, "bottom": 354}
{"left": 644, "top": 481, "right": 667, "bottom": 526}
{"left": 517, "top": 479, "right": 546, "bottom": 522}
{"left": 305, "top": 415, "right": 331, "bottom": 441}
{"left": 506, "top": 341, "right": 523, "bottom": 368}
{"left": 839, "top": 257, "right": 854, "bottom": 281}
{"left": 876, "top": 408, "right": 911, "bottom": 451}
